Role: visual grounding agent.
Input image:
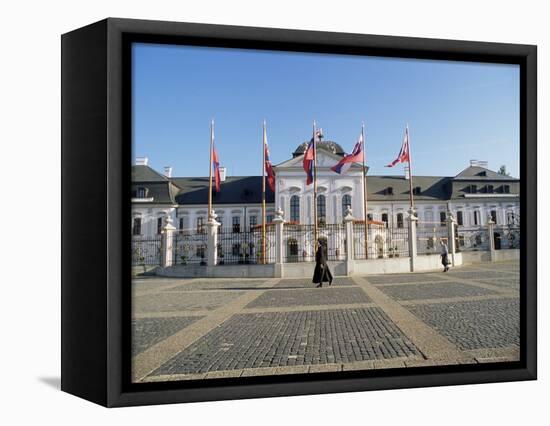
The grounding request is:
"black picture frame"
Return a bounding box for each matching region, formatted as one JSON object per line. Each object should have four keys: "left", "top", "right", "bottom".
{"left": 61, "top": 17, "right": 537, "bottom": 407}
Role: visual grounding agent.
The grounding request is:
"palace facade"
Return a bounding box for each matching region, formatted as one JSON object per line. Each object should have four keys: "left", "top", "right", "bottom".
{"left": 131, "top": 140, "right": 520, "bottom": 238}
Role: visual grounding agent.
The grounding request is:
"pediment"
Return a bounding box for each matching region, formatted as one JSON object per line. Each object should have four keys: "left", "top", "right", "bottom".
{"left": 275, "top": 150, "right": 350, "bottom": 169}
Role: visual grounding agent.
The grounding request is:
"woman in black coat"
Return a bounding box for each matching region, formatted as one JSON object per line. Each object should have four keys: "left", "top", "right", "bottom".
{"left": 312, "top": 244, "right": 333, "bottom": 288}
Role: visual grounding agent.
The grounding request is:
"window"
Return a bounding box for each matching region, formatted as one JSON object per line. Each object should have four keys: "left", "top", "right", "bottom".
{"left": 266, "top": 214, "right": 273, "bottom": 223}
{"left": 132, "top": 217, "right": 141, "bottom": 236}
{"left": 470, "top": 184, "right": 477, "bottom": 193}
{"left": 196, "top": 245, "right": 205, "bottom": 258}
{"left": 396, "top": 213, "right": 404, "bottom": 228}
{"left": 217, "top": 216, "right": 223, "bottom": 229}
{"left": 490, "top": 210, "right": 498, "bottom": 224}
{"left": 317, "top": 195, "right": 326, "bottom": 224}
{"left": 473, "top": 211, "right": 479, "bottom": 226}
{"left": 381, "top": 213, "right": 389, "bottom": 227}
{"left": 288, "top": 239, "right": 299, "bottom": 256}
{"left": 440, "top": 211, "right": 446, "bottom": 226}
{"left": 179, "top": 217, "right": 184, "bottom": 230}
{"left": 232, "top": 243, "right": 241, "bottom": 256}
{"left": 197, "top": 217, "right": 205, "bottom": 234}
{"left": 503, "top": 185, "right": 510, "bottom": 194}
{"left": 249, "top": 215, "right": 257, "bottom": 230}
{"left": 456, "top": 211, "right": 464, "bottom": 226}
{"left": 386, "top": 187, "right": 394, "bottom": 195}
{"left": 157, "top": 217, "right": 163, "bottom": 234}
{"left": 342, "top": 194, "right": 352, "bottom": 217}
{"left": 290, "top": 195, "right": 300, "bottom": 222}
{"left": 367, "top": 213, "right": 373, "bottom": 221}
{"left": 486, "top": 184, "right": 494, "bottom": 193}
{"left": 413, "top": 186, "right": 421, "bottom": 195}
{"left": 232, "top": 216, "right": 241, "bottom": 233}
{"left": 136, "top": 187, "right": 147, "bottom": 198}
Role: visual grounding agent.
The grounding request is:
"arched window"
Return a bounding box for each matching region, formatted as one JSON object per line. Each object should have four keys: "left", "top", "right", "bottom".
{"left": 342, "top": 194, "right": 352, "bottom": 217}
{"left": 290, "top": 195, "right": 300, "bottom": 223}
{"left": 317, "top": 195, "right": 326, "bottom": 224}
{"left": 396, "top": 213, "right": 404, "bottom": 228}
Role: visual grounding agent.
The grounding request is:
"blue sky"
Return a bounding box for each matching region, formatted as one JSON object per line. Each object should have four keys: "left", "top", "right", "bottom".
{"left": 132, "top": 43, "right": 520, "bottom": 178}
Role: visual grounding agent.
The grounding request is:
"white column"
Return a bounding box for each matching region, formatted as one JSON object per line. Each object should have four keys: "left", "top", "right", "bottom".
{"left": 344, "top": 207, "right": 355, "bottom": 276}
{"left": 446, "top": 211, "right": 457, "bottom": 266}
{"left": 161, "top": 215, "right": 177, "bottom": 268}
{"left": 407, "top": 208, "right": 418, "bottom": 272}
{"left": 273, "top": 208, "right": 284, "bottom": 277}
{"left": 487, "top": 217, "right": 496, "bottom": 261}
{"left": 207, "top": 210, "right": 220, "bottom": 266}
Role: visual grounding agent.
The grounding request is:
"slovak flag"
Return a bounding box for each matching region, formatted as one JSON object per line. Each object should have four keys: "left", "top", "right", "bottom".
{"left": 331, "top": 132, "right": 364, "bottom": 175}
{"left": 212, "top": 143, "right": 221, "bottom": 192}
{"left": 386, "top": 126, "right": 411, "bottom": 167}
{"left": 303, "top": 129, "right": 322, "bottom": 185}
{"left": 264, "top": 143, "right": 276, "bottom": 192}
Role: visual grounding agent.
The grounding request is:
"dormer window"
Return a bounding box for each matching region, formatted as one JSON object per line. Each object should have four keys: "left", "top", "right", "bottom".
{"left": 413, "top": 186, "right": 421, "bottom": 195}
{"left": 503, "top": 185, "right": 510, "bottom": 194}
{"left": 385, "top": 187, "right": 394, "bottom": 195}
{"left": 477, "top": 171, "right": 487, "bottom": 177}
{"left": 137, "top": 187, "right": 147, "bottom": 198}
{"left": 486, "top": 184, "right": 494, "bottom": 193}
{"left": 469, "top": 184, "right": 477, "bottom": 193}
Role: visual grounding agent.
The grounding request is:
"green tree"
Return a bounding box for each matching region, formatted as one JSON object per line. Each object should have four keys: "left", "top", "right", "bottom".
{"left": 498, "top": 165, "right": 510, "bottom": 176}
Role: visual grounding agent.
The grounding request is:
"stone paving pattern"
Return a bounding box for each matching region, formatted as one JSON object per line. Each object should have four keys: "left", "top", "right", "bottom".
{"left": 407, "top": 299, "right": 520, "bottom": 350}
{"left": 274, "top": 277, "right": 355, "bottom": 288}
{"left": 246, "top": 287, "right": 371, "bottom": 308}
{"left": 131, "top": 260, "right": 520, "bottom": 382}
{"left": 378, "top": 282, "right": 498, "bottom": 301}
{"left": 152, "top": 308, "right": 419, "bottom": 375}
{"left": 133, "top": 291, "right": 244, "bottom": 313}
{"left": 132, "top": 316, "right": 203, "bottom": 356}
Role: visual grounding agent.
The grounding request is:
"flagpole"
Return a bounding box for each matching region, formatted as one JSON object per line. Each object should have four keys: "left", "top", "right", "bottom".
{"left": 261, "top": 120, "right": 267, "bottom": 264}
{"left": 208, "top": 119, "right": 214, "bottom": 219}
{"left": 312, "top": 121, "right": 318, "bottom": 251}
{"left": 406, "top": 125, "right": 415, "bottom": 210}
{"left": 361, "top": 123, "right": 369, "bottom": 258}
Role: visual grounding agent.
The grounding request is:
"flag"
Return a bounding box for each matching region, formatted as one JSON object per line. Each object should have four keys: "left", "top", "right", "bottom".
{"left": 331, "top": 132, "right": 364, "bottom": 175}
{"left": 212, "top": 143, "right": 221, "bottom": 192}
{"left": 303, "top": 129, "right": 322, "bottom": 185}
{"left": 264, "top": 142, "right": 276, "bottom": 192}
{"left": 386, "top": 126, "right": 410, "bottom": 167}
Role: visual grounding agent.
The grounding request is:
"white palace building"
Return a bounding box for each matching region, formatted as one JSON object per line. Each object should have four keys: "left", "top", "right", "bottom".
{"left": 131, "top": 139, "right": 520, "bottom": 276}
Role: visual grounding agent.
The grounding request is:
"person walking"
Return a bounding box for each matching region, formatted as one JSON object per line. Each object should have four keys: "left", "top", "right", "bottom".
{"left": 312, "top": 243, "right": 333, "bottom": 288}
{"left": 440, "top": 239, "right": 450, "bottom": 272}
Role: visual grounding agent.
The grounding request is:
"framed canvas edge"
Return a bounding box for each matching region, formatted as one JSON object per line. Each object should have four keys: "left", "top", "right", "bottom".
{"left": 62, "top": 17, "right": 537, "bottom": 407}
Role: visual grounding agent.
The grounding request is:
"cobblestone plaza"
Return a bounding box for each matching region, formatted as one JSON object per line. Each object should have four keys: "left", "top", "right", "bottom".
{"left": 131, "top": 260, "right": 520, "bottom": 383}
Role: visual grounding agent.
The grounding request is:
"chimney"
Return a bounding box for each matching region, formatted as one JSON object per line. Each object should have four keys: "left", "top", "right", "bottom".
{"left": 219, "top": 167, "right": 227, "bottom": 182}
{"left": 470, "top": 159, "right": 488, "bottom": 168}
{"left": 135, "top": 156, "right": 149, "bottom": 166}
{"left": 163, "top": 166, "right": 172, "bottom": 178}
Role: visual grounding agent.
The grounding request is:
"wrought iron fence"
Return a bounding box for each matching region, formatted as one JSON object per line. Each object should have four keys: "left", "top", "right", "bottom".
{"left": 217, "top": 226, "right": 276, "bottom": 264}
{"left": 131, "top": 235, "right": 162, "bottom": 266}
{"left": 283, "top": 224, "right": 315, "bottom": 263}
{"left": 318, "top": 223, "right": 346, "bottom": 261}
{"left": 455, "top": 225, "right": 489, "bottom": 252}
{"left": 494, "top": 225, "right": 520, "bottom": 250}
{"left": 416, "top": 221, "right": 448, "bottom": 255}
{"left": 173, "top": 230, "right": 208, "bottom": 265}
{"left": 353, "top": 223, "right": 409, "bottom": 259}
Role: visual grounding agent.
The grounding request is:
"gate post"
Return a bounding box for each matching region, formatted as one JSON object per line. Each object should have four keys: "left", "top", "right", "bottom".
{"left": 207, "top": 210, "right": 220, "bottom": 266}
{"left": 161, "top": 215, "right": 177, "bottom": 268}
{"left": 487, "top": 217, "right": 496, "bottom": 261}
{"left": 273, "top": 208, "right": 284, "bottom": 277}
{"left": 344, "top": 207, "right": 355, "bottom": 276}
{"left": 446, "top": 211, "right": 457, "bottom": 266}
{"left": 407, "top": 208, "right": 418, "bottom": 272}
